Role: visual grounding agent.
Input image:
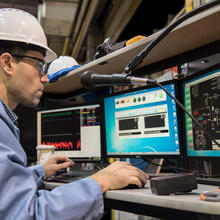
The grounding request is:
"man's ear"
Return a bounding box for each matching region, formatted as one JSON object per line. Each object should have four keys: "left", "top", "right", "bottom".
{"left": 0, "top": 53, "right": 15, "bottom": 75}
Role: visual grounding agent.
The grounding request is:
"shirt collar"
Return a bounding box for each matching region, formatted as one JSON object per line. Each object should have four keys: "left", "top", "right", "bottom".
{"left": 1, "top": 100, "right": 18, "bottom": 127}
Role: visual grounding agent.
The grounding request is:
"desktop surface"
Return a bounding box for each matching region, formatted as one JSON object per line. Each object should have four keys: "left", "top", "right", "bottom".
{"left": 104, "top": 182, "right": 220, "bottom": 217}
{"left": 42, "top": 180, "right": 220, "bottom": 218}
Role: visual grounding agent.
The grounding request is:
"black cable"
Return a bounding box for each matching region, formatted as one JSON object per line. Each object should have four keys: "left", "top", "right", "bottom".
{"left": 123, "top": 0, "right": 220, "bottom": 75}
{"left": 132, "top": 160, "right": 146, "bottom": 166}
{"left": 141, "top": 158, "right": 217, "bottom": 178}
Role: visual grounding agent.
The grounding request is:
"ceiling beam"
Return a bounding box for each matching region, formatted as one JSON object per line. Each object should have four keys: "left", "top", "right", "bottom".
{"left": 103, "top": 0, "right": 142, "bottom": 42}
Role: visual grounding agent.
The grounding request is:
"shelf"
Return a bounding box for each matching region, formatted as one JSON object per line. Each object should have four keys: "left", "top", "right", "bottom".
{"left": 45, "top": 4, "right": 220, "bottom": 94}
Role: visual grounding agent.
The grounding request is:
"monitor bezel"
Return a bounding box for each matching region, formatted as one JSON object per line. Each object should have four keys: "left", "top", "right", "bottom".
{"left": 102, "top": 79, "right": 185, "bottom": 159}
{"left": 37, "top": 102, "right": 106, "bottom": 163}
{"left": 182, "top": 63, "right": 220, "bottom": 160}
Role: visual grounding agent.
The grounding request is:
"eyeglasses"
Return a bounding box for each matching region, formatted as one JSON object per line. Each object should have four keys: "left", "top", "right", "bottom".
{"left": 11, "top": 54, "right": 47, "bottom": 75}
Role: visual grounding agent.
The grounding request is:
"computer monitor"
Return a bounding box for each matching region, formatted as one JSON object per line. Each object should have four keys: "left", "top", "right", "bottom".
{"left": 103, "top": 80, "right": 183, "bottom": 158}
{"left": 37, "top": 103, "right": 104, "bottom": 162}
{"left": 183, "top": 66, "right": 220, "bottom": 159}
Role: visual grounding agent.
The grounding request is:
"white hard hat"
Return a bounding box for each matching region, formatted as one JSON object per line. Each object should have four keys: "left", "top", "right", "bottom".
{"left": 47, "top": 56, "right": 81, "bottom": 83}
{"left": 0, "top": 8, "right": 57, "bottom": 63}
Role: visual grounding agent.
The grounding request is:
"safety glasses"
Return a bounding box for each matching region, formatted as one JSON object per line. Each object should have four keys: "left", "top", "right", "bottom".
{"left": 12, "top": 54, "right": 47, "bottom": 75}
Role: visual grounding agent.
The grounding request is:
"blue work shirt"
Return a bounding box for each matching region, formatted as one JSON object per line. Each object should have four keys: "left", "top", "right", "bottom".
{"left": 0, "top": 100, "right": 104, "bottom": 220}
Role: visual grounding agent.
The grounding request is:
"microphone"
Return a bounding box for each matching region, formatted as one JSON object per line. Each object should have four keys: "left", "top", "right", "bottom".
{"left": 80, "top": 71, "right": 220, "bottom": 149}
{"left": 80, "top": 71, "right": 156, "bottom": 89}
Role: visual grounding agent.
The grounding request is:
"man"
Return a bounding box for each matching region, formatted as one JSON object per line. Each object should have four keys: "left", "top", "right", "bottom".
{"left": 0, "top": 8, "right": 148, "bottom": 220}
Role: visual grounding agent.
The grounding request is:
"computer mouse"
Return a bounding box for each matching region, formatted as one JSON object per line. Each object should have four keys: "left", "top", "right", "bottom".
{"left": 123, "top": 181, "right": 145, "bottom": 189}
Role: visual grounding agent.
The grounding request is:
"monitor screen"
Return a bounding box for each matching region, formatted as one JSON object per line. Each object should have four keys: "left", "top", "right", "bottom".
{"left": 183, "top": 67, "right": 220, "bottom": 158}
{"left": 37, "top": 103, "right": 103, "bottom": 162}
{"left": 103, "top": 81, "right": 182, "bottom": 158}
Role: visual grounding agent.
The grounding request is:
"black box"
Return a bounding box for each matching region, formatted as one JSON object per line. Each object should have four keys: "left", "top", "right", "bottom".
{"left": 150, "top": 173, "right": 198, "bottom": 195}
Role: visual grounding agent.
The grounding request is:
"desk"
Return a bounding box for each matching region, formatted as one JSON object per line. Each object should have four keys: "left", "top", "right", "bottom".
{"left": 43, "top": 181, "right": 220, "bottom": 220}
{"left": 104, "top": 183, "right": 220, "bottom": 220}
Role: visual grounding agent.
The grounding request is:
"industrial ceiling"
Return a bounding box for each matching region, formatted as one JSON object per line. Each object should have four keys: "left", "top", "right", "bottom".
{"left": 0, "top": 0, "right": 185, "bottom": 64}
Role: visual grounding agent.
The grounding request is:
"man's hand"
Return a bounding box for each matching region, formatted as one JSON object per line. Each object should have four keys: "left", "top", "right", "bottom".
{"left": 43, "top": 155, "right": 75, "bottom": 178}
{"left": 90, "top": 161, "right": 148, "bottom": 193}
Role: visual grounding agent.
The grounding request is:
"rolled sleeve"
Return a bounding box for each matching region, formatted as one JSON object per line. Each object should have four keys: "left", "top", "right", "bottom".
{"left": 28, "top": 164, "right": 45, "bottom": 186}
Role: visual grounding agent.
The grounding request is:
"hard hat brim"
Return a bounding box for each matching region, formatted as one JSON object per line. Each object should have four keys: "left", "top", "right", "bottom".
{"left": 44, "top": 45, "right": 57, "bottom": 63}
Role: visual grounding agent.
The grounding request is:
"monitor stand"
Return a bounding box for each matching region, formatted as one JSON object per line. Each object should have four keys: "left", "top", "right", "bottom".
{"left": 203, "top": 160, "right": 212, "bottom": 176}
{"left": 145, "top": 158, "right": 164, "bottom": 177}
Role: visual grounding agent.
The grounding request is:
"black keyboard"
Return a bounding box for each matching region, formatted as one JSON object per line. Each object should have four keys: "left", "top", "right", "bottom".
{"left": 68, "top": 169, "right": 99, "bottom": 177}
{"left": 45, "top": 169, "right": 99, "bottom": 183}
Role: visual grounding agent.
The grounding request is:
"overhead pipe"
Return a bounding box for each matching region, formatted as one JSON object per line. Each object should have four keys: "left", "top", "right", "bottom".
{"left": 71, "top": 0, "right": 99, "bottom": 58}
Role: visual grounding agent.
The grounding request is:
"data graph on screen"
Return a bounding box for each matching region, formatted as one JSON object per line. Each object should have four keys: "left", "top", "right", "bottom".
{"left": 37, "top": 103, "right": 103, "bottom": 161}
{"left": 41, "top": 109, "right": 81, "bottom": 151}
